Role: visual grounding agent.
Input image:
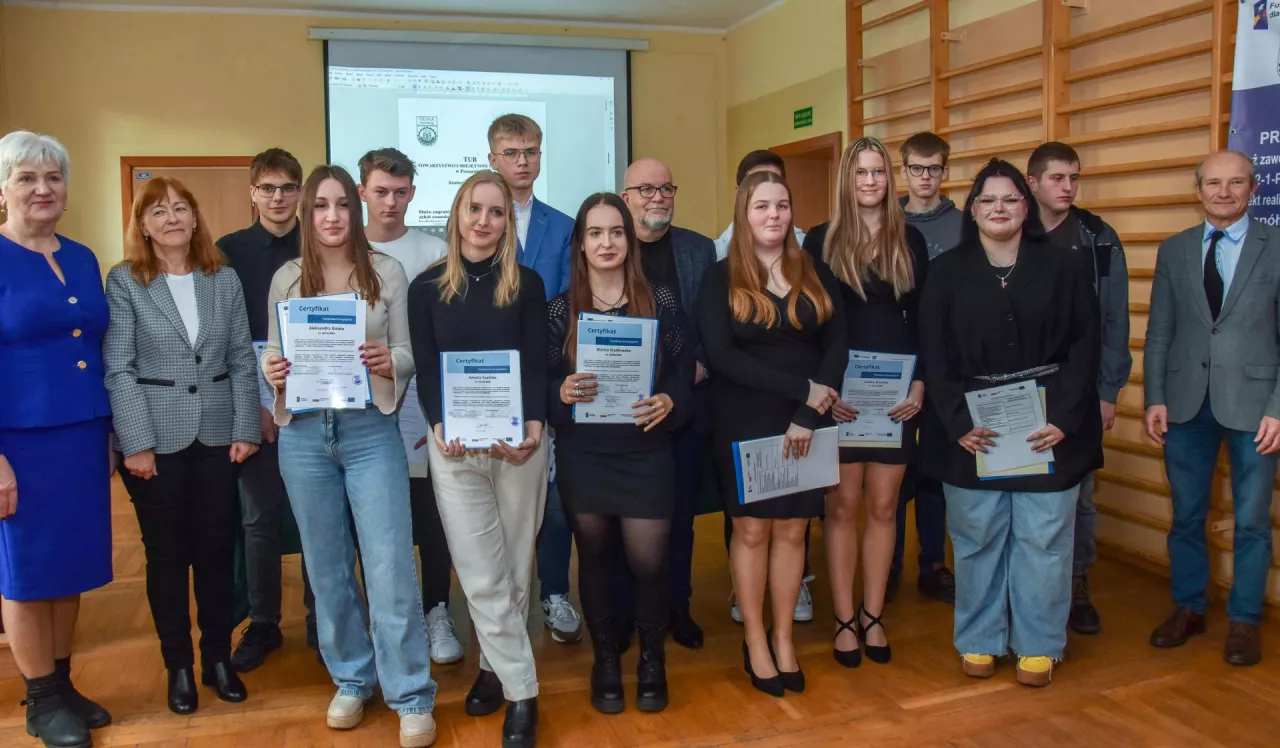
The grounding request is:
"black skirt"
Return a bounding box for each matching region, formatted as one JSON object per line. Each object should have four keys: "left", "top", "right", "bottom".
{"left": 839, "top": 417, "right": 919, "bottom": 465}
{"left": 556, "top": 447, "right": 675, "bottom": 520}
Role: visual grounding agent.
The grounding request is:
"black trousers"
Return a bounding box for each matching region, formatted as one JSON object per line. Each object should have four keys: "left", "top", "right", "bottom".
{"left": 239, "top": 439, "right": 316, "bottom": 628}
{"left": 120, "top": 441, "right": 239, "bottom": 669}
{"left": 409, "top": 477, "right": 452, "bottom": 608}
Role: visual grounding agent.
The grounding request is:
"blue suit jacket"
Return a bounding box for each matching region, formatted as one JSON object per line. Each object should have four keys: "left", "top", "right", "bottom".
{"left": 519, "top": 198, "right": 574, "bottom": 300}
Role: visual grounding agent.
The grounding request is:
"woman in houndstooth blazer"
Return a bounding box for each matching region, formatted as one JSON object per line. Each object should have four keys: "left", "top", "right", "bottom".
{"left": 104, "top": 177, "right": 260, "bottom": 716}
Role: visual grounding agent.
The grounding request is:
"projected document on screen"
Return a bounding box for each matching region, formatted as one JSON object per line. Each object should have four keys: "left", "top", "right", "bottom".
{"left": 328, "top": 63, "right": 621, "bottom": 230}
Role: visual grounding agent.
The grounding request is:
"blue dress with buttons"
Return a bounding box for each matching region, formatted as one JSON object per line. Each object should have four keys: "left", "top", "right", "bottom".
{"left": 0, "top": 234, "right": 113, "bottom": 600}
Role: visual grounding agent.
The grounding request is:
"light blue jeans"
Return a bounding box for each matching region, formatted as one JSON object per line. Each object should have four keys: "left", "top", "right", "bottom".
{"left": 279, "top": 407, "right": 436, "bottom": 714}
{"left": 944, "top": 482, "right": 1079, "bottom": 660}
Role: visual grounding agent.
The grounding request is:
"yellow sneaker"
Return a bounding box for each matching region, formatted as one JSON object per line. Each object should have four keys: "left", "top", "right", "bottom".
{"left": 1015, "top": 656, "right": 1053, "bottom": 687}
{"left": 961, "top": 654, "right": 995, "bottom": 678}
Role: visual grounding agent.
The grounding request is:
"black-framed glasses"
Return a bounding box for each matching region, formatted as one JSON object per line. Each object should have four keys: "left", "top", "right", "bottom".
{"left": 905, "top": 164, "right": 945, "bottom": 178}
{"left": 623, "top": 184, "right": 678, "bottom": 199}
{"left": 494, "top": 148, "right": 542, "bottom": 163}
{"left": 255, "top": 183, "right": 300, "bottom": 197}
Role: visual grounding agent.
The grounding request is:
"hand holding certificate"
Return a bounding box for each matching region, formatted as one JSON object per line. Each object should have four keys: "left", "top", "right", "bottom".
{"left": 839, "top": 351, "right": 917, "bottom": 448}
{"left": 439, "top": 350, "right": 527, "bottom": 451}
{"left": 733, "top": 426, "right": 839, "bottom": 504}
{"left": 279, "top": 297, "right": 372, "bottom": 413}
{"left": 963, "top": 381, "right": 1055, "bottom": 478}
{"left": 572, "top": 313, "right": 658, "bottom": 424}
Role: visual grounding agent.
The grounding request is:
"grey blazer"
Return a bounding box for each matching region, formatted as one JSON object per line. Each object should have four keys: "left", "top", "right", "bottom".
{"left": 1144, "top": 219, "right": 1280, "bottom": 431}
{"left": 104, "top": 264, "right": 260, "bottom": 456}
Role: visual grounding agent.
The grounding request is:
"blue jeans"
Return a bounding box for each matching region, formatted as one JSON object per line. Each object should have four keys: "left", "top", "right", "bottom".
{"left": 944, "top": 482, "right": 1078, "bottom": 659}
{"left": 1072, "top": 471, "right": 1098, "bottom": 576}
{"left": 279, "top": 408, "right": 436, "bottom": 714}
{"left": 1163, "top": 397, "right": 1277, "bottom": 625}
{"left": 893, "top": 462, "right": 948, "bottom": 573}
{"left": 537, "top": 481, "right": 572, "bottom": 600}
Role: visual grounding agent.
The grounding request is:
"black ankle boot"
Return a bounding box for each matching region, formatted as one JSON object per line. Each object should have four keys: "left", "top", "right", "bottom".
{"left": 465, "top": 668, "right": 504, "bottom": 716}
{"left": 24, "top": 672, "right": 90, "bottom": 748}
{"left": 54, "top": 657, "right": 111, "bottom": 729}
{"left": 201, "top": 661, "right": 248, "bottom": 703}
{"left": 502, "top": 697, "right": 538, "bottom": 748}
{"left": 587, "top": 617, "right": 624, "bottom": 714}
{"left": 634, "top": 622, "right": 669, "bottom": 713}
{"left": 167, "top": 667, "right": 198, "bottom": 715}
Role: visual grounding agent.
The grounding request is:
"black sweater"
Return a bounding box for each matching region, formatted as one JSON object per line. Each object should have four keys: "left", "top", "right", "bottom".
{"left": 408, "top": 256, "right": 548, "bottom": 426}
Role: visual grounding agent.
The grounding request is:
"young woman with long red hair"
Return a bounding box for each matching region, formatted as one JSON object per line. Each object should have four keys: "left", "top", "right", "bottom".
{"left": 549, "top": 192, "right": 693, "bottom": 715}
{"left": 698, "top": 171, "right": 846, "bottom": 697}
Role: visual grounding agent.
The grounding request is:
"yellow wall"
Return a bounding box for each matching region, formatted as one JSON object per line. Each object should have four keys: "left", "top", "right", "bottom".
{"left": 0, "top": 6, "right": 727, "bottom": 266}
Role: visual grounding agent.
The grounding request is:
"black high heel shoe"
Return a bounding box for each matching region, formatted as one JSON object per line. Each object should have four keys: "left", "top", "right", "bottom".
{"left": 765, "top": 630, "right": 805, "bottom": 693}
{"left": 742, "top": 641, "right": 784, "bottom": 697}
{"left": 857, "top": 604, "right": 891, "bottom": 664}
{"left": 833, "top": 616, "right": 862, "bottom": 668}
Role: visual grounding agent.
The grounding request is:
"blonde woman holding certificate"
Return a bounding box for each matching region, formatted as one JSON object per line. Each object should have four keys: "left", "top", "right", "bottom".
{"left": 261, "top": 166, "right": 438, "bottom": 747}
{"left": 407, "top": 171, "right": 548, "bottom": 748}
{"left": 802, "top": 138, "right": 929, "bottom": 669}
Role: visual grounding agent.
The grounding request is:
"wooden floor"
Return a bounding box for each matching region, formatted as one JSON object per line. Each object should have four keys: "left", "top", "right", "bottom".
{"left": 2, "top": 481, "right": 1279, "bottom": 747}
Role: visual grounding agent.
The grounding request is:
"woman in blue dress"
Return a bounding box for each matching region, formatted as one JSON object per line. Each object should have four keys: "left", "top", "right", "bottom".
{"left": 0, "top": 131, "right": 114, "bottom": 748}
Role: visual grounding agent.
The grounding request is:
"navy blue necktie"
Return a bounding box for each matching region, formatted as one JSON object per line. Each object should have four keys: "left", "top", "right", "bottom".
{"left": 1204, "top": 229, "right": 1224, "bottom": 319}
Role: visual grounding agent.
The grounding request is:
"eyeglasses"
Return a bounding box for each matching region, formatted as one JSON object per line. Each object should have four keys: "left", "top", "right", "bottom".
{"left": 974, "top": 195, "right": 1025, "bottom": 210}
{"left": 255, "top": 183, "right": 300, "bottom": 197}
{"left": 494, "top": 148, "right": 542, "bottom": 163}
{"left": 854, "top": 168, "right": 888, "bottom": 183}
{"left": 905, "top": 164, "right": 945, "bottom": 178}
{"left": 624, "top": 184, "right": 678, "bottom": 199}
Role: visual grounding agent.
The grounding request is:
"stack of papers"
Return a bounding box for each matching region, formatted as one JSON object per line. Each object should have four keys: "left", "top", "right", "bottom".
{"left": 573, "top": 312, "right": 658, "bottom": 423}
{"left": 399, "top": 375, "right": 430, "bottom": 478}
{"left": 964, "top": 381, "right": 1053, "bottom": 480}
{"left": 733, "top": 426, "right": 839, "bottom": 505}
{"left": 276, "top": 293, "right": 373, "bottom": 414}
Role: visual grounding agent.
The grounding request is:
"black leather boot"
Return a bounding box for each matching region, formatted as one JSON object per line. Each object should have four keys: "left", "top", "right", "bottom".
{"left": 502, "top": 697, "right": 538, "bottom": 748}
{"left": 588, "top": 617, "right": 624, "bottom": 714}
{"left": 167, "top": 667, "right": 198, "bottom": 715}
{"left": 201, "top": 660, "right": 248, "bottom": 703}
{"left": 54, "top": 657, "right": 111, "bottom": 729}
{"left": 465, "top": 668, "right": 504, "bottom": 716}
{"left": 635, "top": 622, "right": 669, "bottom": 713}
{"left": 24, "top": 672, "right": 91, "bottom": 748}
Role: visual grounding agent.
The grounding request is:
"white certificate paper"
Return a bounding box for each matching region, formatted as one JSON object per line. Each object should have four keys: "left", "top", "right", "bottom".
{"left": 964, "top": 381, "right": 1053, "bottom": 474}
{"left": 573, "top": 313, "right": 658, "bottom": 423}
{"left": 400, "top": 375, "right": 430, "bottom": 478}
{"left": 440, "top": 350, "right": 524, "bottom": 448}
{"left": 282, "top": 297, "right": 371, "bottom": 413}
{"left": 733, "top": 426, "right": 839, "bottom": 505}
{"left": 839, "top": 351, "right": 916, "bottom": 447}
{"left": 251, "top": 341, "right": 275, "bottom": 410}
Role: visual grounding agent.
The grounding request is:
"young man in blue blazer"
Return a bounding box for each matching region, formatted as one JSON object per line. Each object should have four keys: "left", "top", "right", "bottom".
{"left": 486, "top": 114, "right": 581, "bottom": 646}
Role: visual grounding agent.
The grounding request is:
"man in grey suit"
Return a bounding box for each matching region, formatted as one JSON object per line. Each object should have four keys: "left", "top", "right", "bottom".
{"left": 1144, "top": 150, "right": 1280, "bottom": 666}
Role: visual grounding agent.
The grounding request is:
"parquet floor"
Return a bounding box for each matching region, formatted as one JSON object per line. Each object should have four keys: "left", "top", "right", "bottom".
{"left": 2, "top": 479, "right": 1278, "bottom": 747}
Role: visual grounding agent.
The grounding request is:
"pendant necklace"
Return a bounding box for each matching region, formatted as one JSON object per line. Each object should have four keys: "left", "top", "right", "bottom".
{"left": 593, "top": 289, "right": 626, "bottom": 311}
{"left": 995, "top": 262, "right": 1016, "bottom": 288}
{"left": 467, "top": 260, "right": 498, "bottom": 283}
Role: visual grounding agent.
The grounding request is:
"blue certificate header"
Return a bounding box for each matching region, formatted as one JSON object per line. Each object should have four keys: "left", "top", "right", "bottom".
{"left": 584, "top": 322, "right": 643, "bottom": 347}
{"left": 445, "top": 351, "right": 512, "bottom": 374}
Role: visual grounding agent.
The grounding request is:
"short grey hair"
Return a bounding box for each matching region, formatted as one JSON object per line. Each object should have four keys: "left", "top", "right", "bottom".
{"left": 0, "top": 130, "right": 71, "bottom": 184}
{"left": 1195, "top": 149, "right": 1257, "bottom": 186}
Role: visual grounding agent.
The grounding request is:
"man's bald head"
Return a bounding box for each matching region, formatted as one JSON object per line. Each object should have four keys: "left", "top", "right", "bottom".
{"left": 621, "top": 157, "right": 677, "bottom": 238}
{"left": 1195, "top": 149, "right": 1257, "bottom": 228}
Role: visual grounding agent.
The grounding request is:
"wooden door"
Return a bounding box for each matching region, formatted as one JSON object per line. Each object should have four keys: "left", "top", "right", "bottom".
{"left": 120, "top": 157, "right": 255, "bottom": 241}
{"left": 771, "top": 132, "right": 843, "bottom": 235}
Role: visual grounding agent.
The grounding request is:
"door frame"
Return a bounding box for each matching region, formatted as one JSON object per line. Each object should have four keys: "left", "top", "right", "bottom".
{"left": 119, "top": 156, "right": 254, "bottom": 235}
{"left": 769, "top": 131, "right": 844, "bottom": 220}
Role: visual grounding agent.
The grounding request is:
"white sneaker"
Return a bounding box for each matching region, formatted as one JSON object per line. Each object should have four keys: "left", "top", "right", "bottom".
{"left": 542, "top": 594, "right": 583, "bottom": 644}
{"left": 425, "top": 603, "right": 464, "bottom": 665}
{"left": 794, "top": 579, "right": 814, "bottom": 622}
{"left": 399, "top": 712, "right": 438, "bottom": 747}
{"left": 326, "top": 693, "right": 365, "bottom": 730}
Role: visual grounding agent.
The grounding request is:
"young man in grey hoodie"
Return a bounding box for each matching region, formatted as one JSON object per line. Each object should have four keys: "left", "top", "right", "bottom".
{"left": 888, "top": 132, "right": 964, "bottom": 605}
{"left": 1028, "top": 141, "right": 1132, "bottom": 638}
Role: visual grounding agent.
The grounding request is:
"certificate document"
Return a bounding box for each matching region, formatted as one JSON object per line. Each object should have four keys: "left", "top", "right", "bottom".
{"left": 573, "top": 313, "right": 658, "bottom": 423}
{"left": 282, "top": 297, "right": 371, "bottom": 413}
{"left": 400, "top": 375, "right": 430, "bottom": 478}
{"left": 839, "top": 351, "right": 916, "bottom": 448}
{"left": 965, "top": 380, "right": 1053, "bottom": 474}
{"left": 733, "top": 426, "right": 839, "bottom": 505}
{"left": 440, "top": 350, "right": 524, "bottom": 448}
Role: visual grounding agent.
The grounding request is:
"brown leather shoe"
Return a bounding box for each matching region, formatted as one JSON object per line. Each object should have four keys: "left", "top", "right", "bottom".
{"left": 1223, "top": 622, "right": 1262, "bottom": 666}
{"left": 1149, "top": 607, "right": 1206, "bottom": 648}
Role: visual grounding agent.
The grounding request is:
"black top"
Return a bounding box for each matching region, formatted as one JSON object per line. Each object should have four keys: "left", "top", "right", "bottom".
{"left": 546, "top": 284, "right": 694, "bottom": 452}
{"left": 803, "top": 222, "right": 929, "bottom": 382}
{"left": 697, "top": 258, "right": 847, "bottom": 436}
{"left": 640, "top": 232, "right": 679, "bottom": 292}
{"left": 217, "top": 221, "right": 301, "bottom": 341}
{"left": 918, "top": 236, "right": 1101, "bottom": 492}
{"left": 1046, "top": 212, "right": 1082, "bottom": 253}
{"left": 407, "top": 256, "right": 549, "bottom": 426}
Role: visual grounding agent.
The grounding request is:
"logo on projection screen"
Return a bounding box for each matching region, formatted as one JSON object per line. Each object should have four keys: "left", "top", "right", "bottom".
{"left": 416, "top": 116, "right": 439, "bottom": 147}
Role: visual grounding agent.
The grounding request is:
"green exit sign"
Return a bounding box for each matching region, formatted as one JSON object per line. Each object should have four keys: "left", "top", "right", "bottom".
{"left": 793, "top": 106, "right": 813, "bottom": 129}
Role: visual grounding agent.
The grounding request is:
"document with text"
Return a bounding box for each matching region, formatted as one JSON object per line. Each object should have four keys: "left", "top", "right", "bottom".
{"left": 733, "top": 426, "right": 839, "bottom": 505}
{"left": 573, "top": 312, "right": 658, "bottom": 423}
{"left": 964, "top": 381, "right": 1053, "bottom": 475}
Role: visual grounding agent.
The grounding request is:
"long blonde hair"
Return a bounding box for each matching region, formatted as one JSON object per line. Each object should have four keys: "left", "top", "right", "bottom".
{"left": 728, "top": 171, "right": 833, "bottom": 328}
{"left": 437, "top": 171, "right": 522, "bottom": 307}
{"left": 824, "top": 137, "right": 915, "bottom": 299}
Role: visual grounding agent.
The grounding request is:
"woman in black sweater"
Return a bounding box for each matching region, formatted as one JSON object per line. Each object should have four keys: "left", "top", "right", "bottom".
{"left": 548, "top": 192, "right": 693, "bottom": 715}
{"left": 699, "top": 171, "right": 846, "bottom": 697}
{"left": 918, "top": 159, "right": 1099, "bottom": 688}
{"left": 407, "top": 171, "right": 547, "bottom": 747}
{"left": 803, "top": 137, "right": 929, "bottom": 668}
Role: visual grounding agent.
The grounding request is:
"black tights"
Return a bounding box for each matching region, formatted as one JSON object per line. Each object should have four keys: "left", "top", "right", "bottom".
{"left": 570, "top": 513, "right": 670, "bottom": 629}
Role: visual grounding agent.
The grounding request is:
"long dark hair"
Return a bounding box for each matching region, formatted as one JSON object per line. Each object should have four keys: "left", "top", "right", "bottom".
{"left": 960, "top": 158, "right": 1045, "bottom": 248}
{"left": 297, "top": 165, "right": 382, "bottom": 304}
{"left": 561, "top": 192, "right": 657, "bottom": 369}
